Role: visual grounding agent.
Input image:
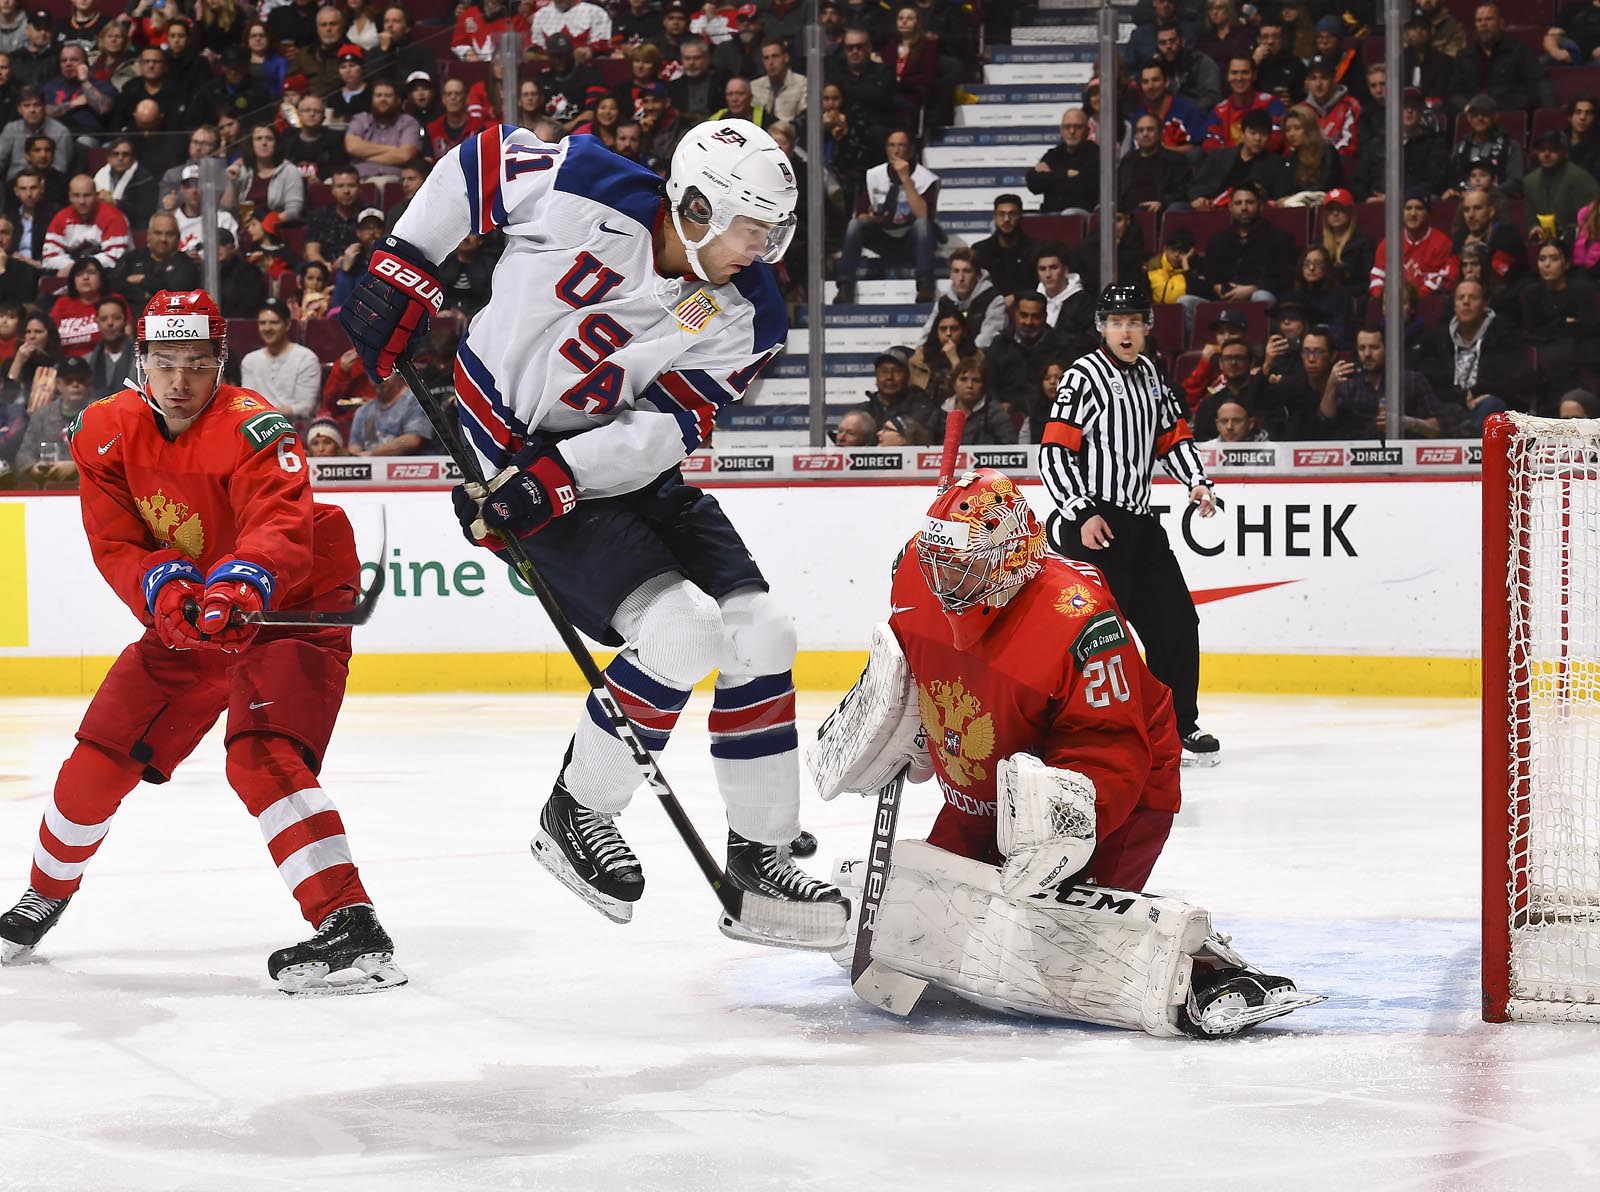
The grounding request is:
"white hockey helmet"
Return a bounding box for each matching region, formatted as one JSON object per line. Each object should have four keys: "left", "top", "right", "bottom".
{"left": 666, "top": 118, "right": 798, "bottom": 282}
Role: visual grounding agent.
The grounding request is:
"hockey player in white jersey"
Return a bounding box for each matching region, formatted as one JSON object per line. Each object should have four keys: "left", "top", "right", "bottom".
{"left": 340, "top": 119, "right": 846, "bottom": 941}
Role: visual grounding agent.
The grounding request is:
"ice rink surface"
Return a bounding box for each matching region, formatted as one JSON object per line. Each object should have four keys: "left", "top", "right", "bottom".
{"left": 2, "top": 691, "right": 1598, "bottom": 1192}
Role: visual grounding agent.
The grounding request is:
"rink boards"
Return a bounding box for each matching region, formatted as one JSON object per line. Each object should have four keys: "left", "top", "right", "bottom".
{"left": 0, "top": 473, "right": 1482, "bottom": 697}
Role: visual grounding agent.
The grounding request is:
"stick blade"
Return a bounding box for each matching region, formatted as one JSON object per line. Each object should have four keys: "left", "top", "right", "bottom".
{"left": 852, "top": 959, "right": 929, "bottom": 1016}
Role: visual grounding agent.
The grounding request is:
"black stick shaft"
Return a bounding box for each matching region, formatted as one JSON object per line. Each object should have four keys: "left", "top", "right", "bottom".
{"left": 393, "top": 357, "right": 740, "bottom": 917}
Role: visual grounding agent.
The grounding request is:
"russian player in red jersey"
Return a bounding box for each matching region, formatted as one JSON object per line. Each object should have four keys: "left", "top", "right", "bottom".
{"left": 812, "top": 469, "right": 1318, "bottom": 1035}
{"left": 0, "top": 291, "right": 405, "bottom": 997}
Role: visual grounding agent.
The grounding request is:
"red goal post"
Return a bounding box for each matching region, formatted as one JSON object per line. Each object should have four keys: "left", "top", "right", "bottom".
{"left": 1483, "top": 412, "right": 1600, "bottom": 1022}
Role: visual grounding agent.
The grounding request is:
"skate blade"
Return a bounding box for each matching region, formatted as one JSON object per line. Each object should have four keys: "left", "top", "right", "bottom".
{"left": 1, "top": 938, "right": 39, "bottom": 965}
{"left": 1196, "top": 992, "right": 1326, "bottom": 1036}
{"left": 1181, "top": 752, "right": 1221, "bottom": 769}
{"left": 531, "top": 830, "right": 635, "bottom": 925}
{"left": 277, "top": 953, "right": 409, "bottom": 997}
{"left": 717, "top": 891, "right": 851, "bottom": 953}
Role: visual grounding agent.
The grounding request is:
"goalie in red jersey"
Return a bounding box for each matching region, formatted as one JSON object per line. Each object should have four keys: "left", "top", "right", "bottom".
{"left": 0, "top": 291, "right": 405, "bottom": 997}
{"left": 812, "top": 469, "right": 1319, "bottom": 1036}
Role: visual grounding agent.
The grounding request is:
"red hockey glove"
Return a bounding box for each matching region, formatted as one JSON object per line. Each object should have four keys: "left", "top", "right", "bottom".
{"left": 197, "top": 559, "right": 276, "bottom": 653}
{"left": 142, "top": 556, "right": 208, "bottom": 651}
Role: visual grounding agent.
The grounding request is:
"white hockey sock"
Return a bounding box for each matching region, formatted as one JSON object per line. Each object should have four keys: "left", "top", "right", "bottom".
{"left": 709, "top": 671, "right": 802, "bottom": 845}
{"left": 564, "top": 650, "right": 692, "bottom": 814}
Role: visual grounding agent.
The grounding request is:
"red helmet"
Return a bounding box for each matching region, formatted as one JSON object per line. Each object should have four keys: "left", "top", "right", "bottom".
{"left": 916, "top": 469, "right": 1047, "bottom": 629}
{"left": 138, "top": 290, "right": 227, "bottom": 359}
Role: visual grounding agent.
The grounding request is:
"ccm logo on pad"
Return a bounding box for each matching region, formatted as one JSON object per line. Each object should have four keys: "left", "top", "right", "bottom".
{"left": 372, "top": 252, "right": 445, "bottom": 313}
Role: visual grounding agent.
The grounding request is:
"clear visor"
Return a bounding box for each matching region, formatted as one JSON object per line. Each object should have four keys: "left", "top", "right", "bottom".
{"left": 705, "top": 209, "right": 796, "bottom": 264}
{"left": 143, "top": 347, "right": 222, "bottom": 373}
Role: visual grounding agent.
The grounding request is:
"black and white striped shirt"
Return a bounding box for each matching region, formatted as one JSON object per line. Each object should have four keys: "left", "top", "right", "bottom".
{"left": 1039, "top": 347, "right": 1212, "bottom": 523}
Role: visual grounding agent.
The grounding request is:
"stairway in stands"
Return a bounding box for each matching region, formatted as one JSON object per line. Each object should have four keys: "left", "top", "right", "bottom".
{"left": 731, "top": 0, "right": 1129, "bottom": 442}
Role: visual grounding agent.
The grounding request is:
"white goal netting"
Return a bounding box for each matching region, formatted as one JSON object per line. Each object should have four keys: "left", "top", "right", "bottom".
{"left": 1501, "top": 414, "right": 1600, "bottom": 1020}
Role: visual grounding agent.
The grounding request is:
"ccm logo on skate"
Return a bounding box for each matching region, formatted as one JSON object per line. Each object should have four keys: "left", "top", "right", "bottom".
{"left": 372, "top": 254, "right": 445, "bottom": 312}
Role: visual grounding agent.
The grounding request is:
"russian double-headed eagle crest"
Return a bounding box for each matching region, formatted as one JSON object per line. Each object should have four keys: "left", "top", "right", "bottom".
{"left": 136, "top": 490, "right": 205, "bottom": 559}
{"left": 918, "top": 678, "right": 996, "bottom": 787}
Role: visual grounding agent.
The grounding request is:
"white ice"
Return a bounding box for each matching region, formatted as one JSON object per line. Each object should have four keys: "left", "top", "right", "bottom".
{"left": 2, "top": 692, "right": 1598, "bottom": 1192}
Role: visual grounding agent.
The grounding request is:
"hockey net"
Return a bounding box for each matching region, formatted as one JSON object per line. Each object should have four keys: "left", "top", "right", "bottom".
{"left": 1484, "top": 413, "right": 1600, "bottom": 1022}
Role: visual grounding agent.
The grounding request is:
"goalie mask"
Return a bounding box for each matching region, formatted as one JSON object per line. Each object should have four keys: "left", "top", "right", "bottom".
{"left": 916, "top": 469, "right": 1047, "bottom": 647}
{"left": 666, "top": 119, "right": 798, "bottom": 283}
{"left": 135, "top": 289, "right": 227, "bottom": 421}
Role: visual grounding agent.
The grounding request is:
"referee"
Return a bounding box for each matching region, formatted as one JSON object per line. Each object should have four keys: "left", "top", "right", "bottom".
{"left": 1039, "top": 282, "right": 1221, "bottom": 765}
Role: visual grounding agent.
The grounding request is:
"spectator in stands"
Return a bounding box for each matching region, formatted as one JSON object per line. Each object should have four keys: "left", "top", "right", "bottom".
{"left": 1195, "top": 0, "right": 1252, "bottom": 75}
{"left": 637, "top": 86, "right": 687, "bottom": 173}
{"left": 840, "top": 0, "right": 893, "bottom": 46}
{"left": 1259, "top": 322, "right": 1330, "bottom": 436}
{"left": 1319, "top": 325, "right": 1440, "bottom": 439}
{"left": 1181, "top": 307, "right": 1246, "bottom": 411}
{"left": 0, "top": 86, "right": 67, "bottom": 181}
{"left": 1252, "top": 18, "right": 1304, "bottom": 103}
{"left": 920, "top": 247, "right": 1005, "bottom": 349}
{"left": 651, "top": 2, "right": 693, "bottom": 64}
{"left": 404, "top": 72, "right": 441, "bottom": 128}
{"left": 614, "top": 120, "right": 643, "bottom": 162}
{"left": 1359, "top": 87, "right": 1448, "bottom": 202}
{"left": 243, "top": 22, "right": 289, "bottom": 96}
{"left": 1522, "top": 241, "right": 1598, "bottom": 409}
{"left": 1449, "top": 2, "right": 1553, "bottom": 116}
{"left": 83, "top": 295, "right": 131, "bottom": 400}
{"left": 1446, "top": 92, "right": 1523, "bottom": 195}
{"left": 1453, "top": 185, "right": 1527, "bottom": 284}
{"left": 1266, "top": 106, "right": 1341, "bottom": 203}
{"left": 833, "top": 409, "right": 877, "bottom": 446}
{"left": 3, "top": 310, "right": 56, "bottom": 408}
{"left": 0, "top": 5, "right": 23, "bottom": 58}
{"left": 328, "top": 205, "right": 385, "bottom": 310}
{"left": 160, "top": 19, "right": 210, "bottom": 97}
{"left": 42, "top": 173, "right": 128, "bottom": 275}
{"left": 344, "top": 78, "right": 423, "bottom": 183}
{"left": 1440, "top": 278, "right": 1521, "bottom": 428}
{"left": 21, "top": 133, "right": 63, "bottom": 206}
{"left": 6, "top": 164, "right": 50, "bottom": 267}
{"left": 306, "top": 417, "right": 344, "bottom": 457}
{"left": 710, "top": 76, "right": 767, "bottom": 128}
{"left": 812, "top": 81, "right": 872, "bottom": 218}
{"left": 1203, "top": 182, "right": 1295, "bottom": 303}
{"left": 1208, "top": 398, "right": 1261, "bottom": 442}
{"left": 943, "top": 355, "right": 1016, "bottom": 445}
{"left": 1147, "top": 224, "right": 1201, "bottom": 331}
{"left": 212, "top": 227, "right": 266, "bottom": 318}
{"left": 1153, "top": 21, "right": 1221, "bottom": 114}
{"left": 42, "top": 42, "right": 112, "bottom": 138}
{"left": 971, "top": 194, "right": 1040, "bottom": 300}
{"left": 752, "top": 35, "right": 806, "bottom": 124}
{"left": 1318, "top": 188, "right": 1376, "bottom": 298}
{"left": 291, "top": 6, "right": 350, "bottom": 100}
{"left": 1457, "top": 239, "right": 1515, "bottom": 314}
{"left": 987, "top": 291, "right": 1065, "bottom": 434}
{"left": 381, "top": 160, "right": 426, "bottom": 227}
{"left": 1205, "top": 55, "right": 1285, "bottom": 152}
{"left": 1079, "top": 75, "right": 1128, "bottom": 154}
{"left": 1124, "top": 0, "right": 1197, "bottom": 72}
{"left": 1559, "top": 388, "right": 1600, "bottom": 417}
{"left": 269, "top": 0, "right": 323, "bottom": 51}
{"left": 172, "top": 163, "right": 240, "bottom": 255}
{"left": 1192, "top": 339, "right": 1266, "bottom": 440}
{"left": 13, "top": 353, "right": 92, "bottom": 488}
{"left": 92, "top": 137, "right": 155, "bottom": 231}
{"left": 287, "top": 95, "right": 349, "bottom": 183}
{"left": 0, "top": 212, "right": 31, "bottom": 303}
{"left": 1302, "top": 55, "right": 1360, "bottom": 159}
{"left": 1403, "top": 14, "right": 1452, "bottom": 103}
{"left": 835, "top": 128, "right": 940, "bottom": 304}
{"left": 910, "top": 309, "right": 979, "bottom": 406}
{"left": 0, "top": 53, "right": 16, "bottom": 126}
{"left": 240, "top": 297, "right": 320, "bottom": 424}
{"left": 341, "top": 0, "right": 381, "bottom": 53}
{"left": 875, "top": 413, "right": 929, "bottom": 447}
{"left": 826, "top": 25, "right": 896, "bottom": 140}
{"left": 437, "top": 229, "right": 496, "bottom": 318}
{"left": 327, "top": 43, "right": 370, "bottom": 129}
{"left": 856, "top": 345, "right": 940, "bottom": 433}
{"left": 666, "top": 36, "right": 722, "bottom": 119}
{"left": 1286, "top": 244, "right": 1352, "bottom": 347}
{"left": 295, "top": 259, "right": 334, "bottom": 321}
{"left": 571, "top": 94, "right": 622, "bottom": 149}
{"left": 427, "top": 78, "right": 482, "bottom": 163}
{"left": 194, "top": 44, "right": 274, "bottom": 129}
{"left": 1026, "top": 108, "right": 1098, "bottom": 217}
{"left": 1034, "top": 241, "right": 1090, "bottom": 341}
{"left": 881, "top": 5, "right": 938, "bottom": 126}
{"left": 369, "top": 8, "right": 435, "bottom": 88}
{"left": 710, "top": 8, "right": 762, "bottom": 80}
{"left": 9, "top": 12, "right": 54, "bottom": 92}
{"left": 158, "top": 124, "right": 232, "bottom": 208}
{"left": 1371, "top": 193, "right": 1459, "bottom": 296}
{"left": 615, "top": 0, "right": 665, "bottom": 51}
{"left": 49, "top": 255, "right": 108, "bottom": 356}
{"left": 1119, "top": 111, "right": 1192, "bottom": 213}
{"left": 317, "top": 342, "right": 374, "bottom": 428}
{"left": 540, "top": 33, "right": 609, "bottom": 133}
{"left": 114, "top": 210, "right": 200, "bottom": 312}
{"left": 1566, "top": 96, "right": 1600, "bottom": 181}
{"left": 1133, "top": 58, "right": 1207, "bottom": 150}
{"left": 1523, "top": 130, "right": 1600, "bottom": 239}
{"left": 1416, "top": 0, "right": 1466, "bottom": 58}
{"left": 348, "top": 369, "right": 434, "bottom": 455}
{"left": 231, "top": 122, "right": 306, "bottom": 241}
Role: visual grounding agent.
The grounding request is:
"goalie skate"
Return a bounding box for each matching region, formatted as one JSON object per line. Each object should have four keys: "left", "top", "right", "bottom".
{"left": 1179, "top": 968, "right": 1325, "bottom": 1037}
{"left": 717, "top": 830, "right": 851, "bottom": 952}
{"left": 0, "top": 889, "right": 70, "bottom": 964}
{"left": 531, "top": 785, "right": 644, "bottom": 925}
{"left": 268, "top": 904, "right": 408, "bottom": 997}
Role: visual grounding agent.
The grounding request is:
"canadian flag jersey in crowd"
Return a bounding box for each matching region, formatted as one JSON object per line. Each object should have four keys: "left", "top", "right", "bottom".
{"left": 68, "top": 386, "right": 358, "bottom": 623}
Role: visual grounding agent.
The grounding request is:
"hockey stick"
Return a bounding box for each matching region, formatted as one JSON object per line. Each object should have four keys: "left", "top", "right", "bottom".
{"left": 183, "top": 509, "right": 388, "bottom": 629}
{"left": 392, "top": 358, "right": 832, "bottom": 949}
{"left": 848, "top": 408, "right": 969, "bottom": 1014}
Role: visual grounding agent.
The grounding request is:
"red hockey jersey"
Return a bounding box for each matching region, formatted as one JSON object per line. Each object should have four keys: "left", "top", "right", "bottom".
{"left": 67, "top": 385, "right": 358, "bottom": 625}
{"left": 888, "top": 547, "right": 1182, "bottom": 866}
{"left": 1369, "top": 226, "right": 1459, "bottom": 295}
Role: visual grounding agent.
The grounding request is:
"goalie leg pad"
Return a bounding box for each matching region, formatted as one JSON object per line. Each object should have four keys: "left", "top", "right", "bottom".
{"left": 807, "top": 624, "right": 931, "bottom": 800}
{"left": 867, "top": 840, "right": 1211, "bottom": 1036}
{"left": 995, "top": 752, "right": 1097, "bottom": 897}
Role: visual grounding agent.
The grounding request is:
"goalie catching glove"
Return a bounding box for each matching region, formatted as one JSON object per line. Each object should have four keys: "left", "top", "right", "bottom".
{"left": 996, "top": 752, "right": 1097, "bottom": 896}
{"left": 338, "top": 235, "right": 444, "bottom": 382}
{"left": 452, "top": 441, "right": 579, "bottom": 545}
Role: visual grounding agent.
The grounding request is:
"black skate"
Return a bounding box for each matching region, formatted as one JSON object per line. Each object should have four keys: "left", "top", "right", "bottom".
{"left": 717, "top": 829, "right": 851, "bottom": 953}
{"left": 789, "top": 829, "right": 819, "bottom": 858}
{"left": 1178, "top": 966, "right": 1324, "bottom": 1037}
{"left": 268, "top": 904, "right": 407, "bottom": 996}
{"left": 1180, "top": 727, "right": 1221, "bottom": 768}
{"left": 0, "top": 889, "right": 70, "bottom": 964}
{"left": 531, "top": 784, "right": 644, "bottom": 924}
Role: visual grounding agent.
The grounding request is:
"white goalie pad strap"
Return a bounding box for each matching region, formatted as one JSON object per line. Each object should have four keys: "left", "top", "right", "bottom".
{"left": 807, "top": 623, "right": 931, "bottom": 800}
{"left": 995, "top": 752, "right": 1097, "bottom": 897}
{"left": 868, "top": 840, "right": 1213, "bottom": 1037}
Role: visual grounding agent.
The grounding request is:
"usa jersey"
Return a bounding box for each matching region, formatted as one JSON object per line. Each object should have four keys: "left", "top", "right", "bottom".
{"left": 392, "top": 127, "right": 787, "bottom": 498}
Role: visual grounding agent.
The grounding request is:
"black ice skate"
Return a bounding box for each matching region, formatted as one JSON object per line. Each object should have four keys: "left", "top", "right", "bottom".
{"left": 531, "top": 783, "right": 644, "bottom": 925}
{"left": 0, "top": 889, "right": 70, "bottom": 964}
{"left": 268, "top": 904, "right": 407, "bottom": 996}
{"left": 1178, "top": 966, "right": 1324, "bottom": 1037}
{"left": 717, "top": 829, "right": 852, "bottom": 953}
{"left": 1180, "top": 727, "right": 1222, "bottom": 768}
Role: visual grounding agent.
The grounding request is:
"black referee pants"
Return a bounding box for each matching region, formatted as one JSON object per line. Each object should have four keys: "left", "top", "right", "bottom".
{"left": 1049, "top": 505, "right": 1202, "bottom": 735}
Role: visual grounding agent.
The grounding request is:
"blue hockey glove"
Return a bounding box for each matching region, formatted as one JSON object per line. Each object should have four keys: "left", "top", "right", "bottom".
{"left": 338, "top": 235, "right": 444, "bottom": 382}
{"left": 452, "top": 447, "right": 579, "bottom": 544}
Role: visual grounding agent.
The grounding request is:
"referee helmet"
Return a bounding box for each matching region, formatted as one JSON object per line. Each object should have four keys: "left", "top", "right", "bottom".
{"left": 1095, "top": 282, "right": 1153, "bottom": 332}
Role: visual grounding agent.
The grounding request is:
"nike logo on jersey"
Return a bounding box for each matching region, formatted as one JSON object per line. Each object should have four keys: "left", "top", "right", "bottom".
{"left": 249, "top": 700, "right": 274, "bottom": 710}
{"left": 97, "top": 434, "right": 121, "bottom": 455}
{"left": 598, "top": 220, "right": 630, "bottom": 236}
{"left": 889, "top": 605, "right": 917, "bottom": 616}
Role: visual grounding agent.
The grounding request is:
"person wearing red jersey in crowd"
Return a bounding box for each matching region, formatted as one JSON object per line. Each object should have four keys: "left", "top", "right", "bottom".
{"left": 452, "top": 0, "right": 524, "bottom": 62}
{"left": 1303, "top": 53, "right": 1361, "bottom": 158}
{"left": 811, "top": 469, "right": 1317, "bottom": 1036}
{"left": 1203, "top": 54, "right": 1286, "bottom": 151}
{"left": 1370, "top": 191, "right": 1459, "bottom": 296}
{"left": 531, "top": 0, "right": 614, "bottom": 61}
{"left": 40, "top": 172, "right": 130, "bottom": 276}
{"left": 0, "top": 291, "right": 405, "bottom": 998}
{"left": 48, "top": 256, "right": 112, "bottom": 357}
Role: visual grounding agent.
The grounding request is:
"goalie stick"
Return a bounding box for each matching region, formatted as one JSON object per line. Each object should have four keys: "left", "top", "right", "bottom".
{"left": 391, "top": 357, "right": 838, "bottom": 952}
{"left": 848, "top": 408, "right": 968, "bottom": 1014}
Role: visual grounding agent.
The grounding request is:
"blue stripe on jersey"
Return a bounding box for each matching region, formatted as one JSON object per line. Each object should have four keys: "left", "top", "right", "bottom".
{"left": 731, "top": 261, "right": 787, "bottom": 354}
{"left": 461, "top": 132, "right": 482, "bottom": 235}
{"left": 637, "top": 382, "right": 704, "bottom": 452}
{"left": 553, "top": 134, "right": 664, "bottom": 231}
{"left": 459, "top": 337, "right": 528, "bottom": 438}
{"left": 681, "top": 368, "right": 735, "bottom": 408}
{"left": 487, "top": 124, "right": 510, "bottom": 227}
